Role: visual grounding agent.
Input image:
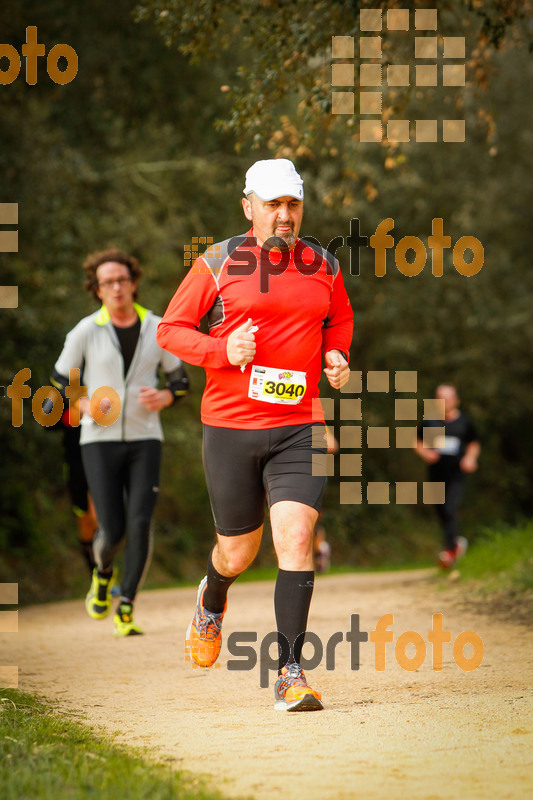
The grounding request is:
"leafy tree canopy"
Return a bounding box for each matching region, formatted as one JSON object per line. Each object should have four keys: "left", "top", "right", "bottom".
{"left": 135, "top": 0, "right": 532, "bottom": 153}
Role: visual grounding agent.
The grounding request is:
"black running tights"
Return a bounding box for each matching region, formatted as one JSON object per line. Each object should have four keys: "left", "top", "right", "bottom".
{"left": 434, "top": 473, "right": 466, "bottom": 550}
{"left": 81, "top": 440, "right": 161, "bottom": 600}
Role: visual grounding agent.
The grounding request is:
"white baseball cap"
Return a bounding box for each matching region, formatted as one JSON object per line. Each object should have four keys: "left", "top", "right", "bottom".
{"left": 243, "top": 158, "right": 304, "bottom": 201}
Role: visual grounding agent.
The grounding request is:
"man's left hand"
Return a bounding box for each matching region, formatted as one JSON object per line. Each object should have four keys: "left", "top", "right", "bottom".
{"left": 138, "top": 387, "right": 173, "bottom": 411}
{"left": 460, "top": 454, "right": 478, "bottom": 473}
{"left": 324, "top": 350, "right": 350, "bottom": 390}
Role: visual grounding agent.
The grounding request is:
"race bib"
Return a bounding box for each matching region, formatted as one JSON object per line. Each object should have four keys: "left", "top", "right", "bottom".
{"left": 434, "top": 435, "right": 461, "bottom": 455}
{"left": 248, "top": 365, "right": 307, "bottom": 405}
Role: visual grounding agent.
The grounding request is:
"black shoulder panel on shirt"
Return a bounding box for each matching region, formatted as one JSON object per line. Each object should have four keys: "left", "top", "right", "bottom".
{"left": 299, "top": 237, "right": 339, "bottom": 277}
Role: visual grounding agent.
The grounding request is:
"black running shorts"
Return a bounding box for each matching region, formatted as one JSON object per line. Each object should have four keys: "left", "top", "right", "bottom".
{"left": 202, "top": 423, "right": 327, "bottom": 536}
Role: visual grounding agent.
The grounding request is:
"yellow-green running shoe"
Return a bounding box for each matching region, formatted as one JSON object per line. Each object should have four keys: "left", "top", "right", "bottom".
{"left": 113, "top": 602, "right": 143, "bottom": 637}
{"left": 85, "top": 568, "right": 116, "bottom": 619}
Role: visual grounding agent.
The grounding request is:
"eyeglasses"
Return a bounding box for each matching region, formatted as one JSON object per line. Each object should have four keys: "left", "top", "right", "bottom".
{"left": 98, "top": 277, "right": 133, "bottom": 289}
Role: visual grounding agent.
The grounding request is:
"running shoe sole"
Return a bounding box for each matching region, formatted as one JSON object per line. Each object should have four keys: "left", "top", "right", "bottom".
{"left": 274, "top": 693, "right": 324, "bottom": 712}
{"left": 113, "top": 619, "right": 143, "bottom": 637}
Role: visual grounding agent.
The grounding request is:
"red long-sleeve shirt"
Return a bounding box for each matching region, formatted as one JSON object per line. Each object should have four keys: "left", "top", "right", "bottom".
{"left": 157, "top": 230, "right": 354, "bottom": 429}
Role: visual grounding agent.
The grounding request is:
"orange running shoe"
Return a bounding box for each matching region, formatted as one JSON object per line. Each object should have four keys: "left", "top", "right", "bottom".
{"left": 185, "top": 576, "right": 226, "bottom": 668}
{"left": 274, "top": 663, "right": 323, "bottom": 711}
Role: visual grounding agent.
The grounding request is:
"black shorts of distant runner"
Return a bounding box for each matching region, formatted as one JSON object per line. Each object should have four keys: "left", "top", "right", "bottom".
{"left": 202, "top": 423, "right": 327, "bottom": 536}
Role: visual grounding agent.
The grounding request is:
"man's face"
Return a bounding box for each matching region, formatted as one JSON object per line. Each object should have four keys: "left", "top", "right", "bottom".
{"left": 436, "top": 385, "right": 459, "bottom": 416}
{"left": 95, "top": 261, "right": 136, "bottom": 313}
{"left": 242, "top": 194, "right": 304, "bottom": 249}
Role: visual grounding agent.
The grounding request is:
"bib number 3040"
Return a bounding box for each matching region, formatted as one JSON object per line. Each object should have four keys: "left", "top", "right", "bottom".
{"left": 248, "top": 365, "right": 307, "bottom": 405}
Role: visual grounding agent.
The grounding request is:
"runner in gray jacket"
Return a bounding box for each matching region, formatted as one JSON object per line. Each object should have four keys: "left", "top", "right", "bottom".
{"left": 52, "top": 248, "right": 189, "bottom": 636}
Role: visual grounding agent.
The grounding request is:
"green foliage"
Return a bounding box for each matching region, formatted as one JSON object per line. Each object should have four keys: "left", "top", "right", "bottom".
{"left": 135, "top": 0, "right": 532, "bottom": 147}
{"left": 0, "top": 690, "right": 233, "bottom": 800}
{"left": 456, "top": 518, "right": 533, "bottom": 592}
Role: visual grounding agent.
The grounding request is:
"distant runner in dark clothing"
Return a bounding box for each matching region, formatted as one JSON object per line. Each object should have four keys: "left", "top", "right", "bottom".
{"left": 415, "top": 384, "right": 480, "bottom": 569}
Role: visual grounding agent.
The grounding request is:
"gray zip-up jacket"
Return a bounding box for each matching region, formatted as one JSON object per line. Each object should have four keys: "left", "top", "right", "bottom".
{"left": 52, "top": 303, "right": 189, "bottom": 445}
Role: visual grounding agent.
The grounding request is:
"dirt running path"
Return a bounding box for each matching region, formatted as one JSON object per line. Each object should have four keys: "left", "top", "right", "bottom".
{"left": 2, "top": 571, "right": 532, "bottom": 799}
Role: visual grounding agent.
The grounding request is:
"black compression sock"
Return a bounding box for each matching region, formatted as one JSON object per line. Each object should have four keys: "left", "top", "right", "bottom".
{"left": 97, "top": 567, "right": 113, "bottom": 578}
{"left": 203, "top": 549, "right": 239, "bottom": 614}
{"left": 274, "top": 568, "right": 314, "bottom": 672}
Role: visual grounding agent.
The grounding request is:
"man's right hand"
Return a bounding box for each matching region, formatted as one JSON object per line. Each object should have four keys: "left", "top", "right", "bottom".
{"left": 226, "top": 318, "right": 257, "bottom": 367}
{"left": 78, "top": 396, "right": 112, "bottom": 419}
{"left": 78, "top": 397, "right": 91, "bottom": 418}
